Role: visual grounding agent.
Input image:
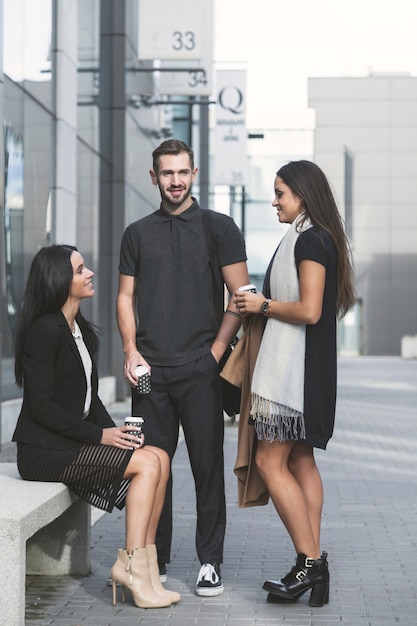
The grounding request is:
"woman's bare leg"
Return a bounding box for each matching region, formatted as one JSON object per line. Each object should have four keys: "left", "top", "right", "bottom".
{"left": 255, "top": 439, "right": 320, "bottom": 558}
{"left": 122, "top": 446, "right": 169, "bottom": 552}
{"left": 288, "top": 444, "right": 323, "bottom": 548}
{"left": 143, "top": 446, "right": 170, "bottom": 544}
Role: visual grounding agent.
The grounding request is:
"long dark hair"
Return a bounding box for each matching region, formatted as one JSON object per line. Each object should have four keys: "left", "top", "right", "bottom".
{"left": 276, "top": 160, "right": 356, "bottom": 318}
{"left": 14, "top": 244, "right": 100, "bottom": 386}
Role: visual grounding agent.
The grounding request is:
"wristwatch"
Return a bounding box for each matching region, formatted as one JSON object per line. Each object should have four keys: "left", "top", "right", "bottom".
{"left": 261, "top": 299, "right": 272, "bottom": 316}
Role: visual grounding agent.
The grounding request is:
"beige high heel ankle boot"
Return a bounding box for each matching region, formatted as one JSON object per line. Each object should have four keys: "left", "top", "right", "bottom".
{"left": 146, "top": 544, "right": 181, "bottom": 604}
{"left": 110, "top": 548, "right": 171, "bottom": 609}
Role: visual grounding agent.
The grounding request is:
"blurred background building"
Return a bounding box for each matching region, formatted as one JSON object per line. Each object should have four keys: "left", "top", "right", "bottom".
{"left": 309, "top": 76, "right": 417, "bottom": 356}
{"left": 1, "top": 0, "right": 416, "bottom": 446}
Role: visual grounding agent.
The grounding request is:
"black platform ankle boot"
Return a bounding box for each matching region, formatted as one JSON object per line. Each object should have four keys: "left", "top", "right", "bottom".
{"left": 263, "top": 551, "right": 329, "bottom": 607}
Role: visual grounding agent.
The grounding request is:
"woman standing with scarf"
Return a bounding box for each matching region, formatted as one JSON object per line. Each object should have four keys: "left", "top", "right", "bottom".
{"left": 234, "top": 160, "right": 355, "bottom": 607}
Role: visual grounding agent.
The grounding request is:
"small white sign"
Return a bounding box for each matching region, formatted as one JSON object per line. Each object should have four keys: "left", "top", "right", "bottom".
{"left": 214, "top": 70, "right": 247, "bottom": 186}
{"left": 138, "top": 0, "right": 205, "bottom": 60}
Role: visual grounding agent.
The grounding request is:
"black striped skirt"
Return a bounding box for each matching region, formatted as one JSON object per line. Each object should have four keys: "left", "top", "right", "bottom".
{"left": 17, "top": 443, "right": 134, "bottom": 512}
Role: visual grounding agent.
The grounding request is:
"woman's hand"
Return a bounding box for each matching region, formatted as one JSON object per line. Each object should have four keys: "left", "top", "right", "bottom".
{"left": 234, "top": 290, "right": 265, "bottom": 315}
{"left": 100, "top": 426, "right": 145, "bottom": 450}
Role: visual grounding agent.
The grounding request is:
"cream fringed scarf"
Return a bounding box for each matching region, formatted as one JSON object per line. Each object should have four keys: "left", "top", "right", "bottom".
{"left": 250, "top": 216, "right": 312, "bottom": 442}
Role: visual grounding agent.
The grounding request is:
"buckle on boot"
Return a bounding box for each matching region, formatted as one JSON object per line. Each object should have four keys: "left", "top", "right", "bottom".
{"left": 304, "top": 557, "right": 315, "bottom": 568}
{"left": 295, "top": 569, "right": 307, "bottom": 582}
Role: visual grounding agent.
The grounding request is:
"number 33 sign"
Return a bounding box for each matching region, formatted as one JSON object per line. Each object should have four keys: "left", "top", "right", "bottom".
{"left": 138, "top": 0, "right": 205, "bottom": 60}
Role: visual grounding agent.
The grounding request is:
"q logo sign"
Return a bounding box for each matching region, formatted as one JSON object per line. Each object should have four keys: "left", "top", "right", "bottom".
{"left": 218, "top": 85, "right": 244, "bottom": 115}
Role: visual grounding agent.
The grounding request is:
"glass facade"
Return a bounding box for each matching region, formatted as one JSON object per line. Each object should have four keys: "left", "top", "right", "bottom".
{"left": 0, "top": 0, "right": 170, "bottom": 445}
{"left": 2, "top": 0, "right": 53, "bottom": 402}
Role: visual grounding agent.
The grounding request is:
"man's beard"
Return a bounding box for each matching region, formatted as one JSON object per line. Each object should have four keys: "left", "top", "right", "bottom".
{"left": 159, "top": 184, "right": 191, "bottom": 210}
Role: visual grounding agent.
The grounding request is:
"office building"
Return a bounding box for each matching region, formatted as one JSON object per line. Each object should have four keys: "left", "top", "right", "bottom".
{"left": 309, "top": 75, "right": 417, "bottom": 355}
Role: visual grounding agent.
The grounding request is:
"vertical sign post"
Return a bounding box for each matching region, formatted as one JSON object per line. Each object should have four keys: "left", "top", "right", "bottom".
{"left": 138, "top": 0, "right": 213, "bottom": 96}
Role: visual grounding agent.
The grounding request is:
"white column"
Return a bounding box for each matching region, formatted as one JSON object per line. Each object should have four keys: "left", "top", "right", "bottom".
{"left": 52, "top": 0, "right": 78, "bottom": 244}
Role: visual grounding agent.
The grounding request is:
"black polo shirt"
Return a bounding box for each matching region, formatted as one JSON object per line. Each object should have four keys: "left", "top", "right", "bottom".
{"left": 119, "top": 199, "right": 247, "bottom": 366}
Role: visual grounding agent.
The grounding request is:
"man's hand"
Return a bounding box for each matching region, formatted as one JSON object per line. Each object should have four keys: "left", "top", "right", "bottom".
{"left": 123, "top": 351, "right": 151, "bottom": 387}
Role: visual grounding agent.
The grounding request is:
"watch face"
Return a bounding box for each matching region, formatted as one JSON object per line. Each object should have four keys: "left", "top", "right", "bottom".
{"left": 262, "top": 301, "right": 268, "bottom": 313}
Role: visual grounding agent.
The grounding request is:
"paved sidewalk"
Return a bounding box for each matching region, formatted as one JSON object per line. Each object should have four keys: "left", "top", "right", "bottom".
{"left": 2, "top": 356, "right": 417, "bottom": 625}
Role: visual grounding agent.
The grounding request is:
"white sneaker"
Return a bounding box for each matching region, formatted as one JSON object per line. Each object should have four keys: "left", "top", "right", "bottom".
{"left": 159, "top": 563, "right": 167, "bottom": 583}
{"left": 195, "top": 563, "right": 224, "bottom": 596}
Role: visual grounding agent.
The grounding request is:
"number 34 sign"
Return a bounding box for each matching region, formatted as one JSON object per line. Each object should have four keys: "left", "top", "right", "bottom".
{"left": 138, "top": 0, "right": 207, "bottom": 61}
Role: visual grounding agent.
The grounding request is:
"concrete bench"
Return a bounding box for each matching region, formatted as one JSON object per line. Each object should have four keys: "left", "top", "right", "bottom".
{"left": 0, "top": 463, "right": 91, "bottom": 626}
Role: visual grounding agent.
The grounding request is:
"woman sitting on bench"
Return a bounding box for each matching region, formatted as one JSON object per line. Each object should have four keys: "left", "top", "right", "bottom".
{"left": 12, "top": 244, "right": 180, "bottom": 610}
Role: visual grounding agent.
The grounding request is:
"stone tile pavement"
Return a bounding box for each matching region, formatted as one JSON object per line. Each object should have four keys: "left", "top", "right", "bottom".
{"left": 1, "top": 356, "right": 416, "bottom": 625}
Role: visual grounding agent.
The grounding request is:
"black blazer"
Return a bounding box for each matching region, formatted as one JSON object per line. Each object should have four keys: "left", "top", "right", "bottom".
{"left": 12, "top": 311, "right": 115, "bottom": 450}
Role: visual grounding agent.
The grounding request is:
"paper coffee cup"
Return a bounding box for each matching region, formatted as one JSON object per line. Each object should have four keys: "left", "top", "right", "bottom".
{"left": 134, "top": 366, "right": 151, "bottom": 394}
{"left": 238, "top": 284, "right": 257, "bottom": 293}
{"left": 124, "top": 416, "right": 144, "bottom": 435}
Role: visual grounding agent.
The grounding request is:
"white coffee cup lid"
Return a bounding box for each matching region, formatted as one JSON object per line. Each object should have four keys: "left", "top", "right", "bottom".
{"left": 238, "top": 284, "right": 257, "bottom": 292}
{"left": 124, "top": 416, "right": 144, "bottom": 423}
{"left": 135, "top": 366, "right": 149, "bottom": 376}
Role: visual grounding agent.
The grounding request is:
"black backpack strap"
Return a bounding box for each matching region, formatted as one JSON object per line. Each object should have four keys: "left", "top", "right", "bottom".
{"left": 200, "top": 209, "right": 225, "bottom": 325}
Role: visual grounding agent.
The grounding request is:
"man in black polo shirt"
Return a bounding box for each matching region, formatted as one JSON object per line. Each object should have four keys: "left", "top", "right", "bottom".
{"left": 117, "top": 139, "right": 249, "bottom": 596}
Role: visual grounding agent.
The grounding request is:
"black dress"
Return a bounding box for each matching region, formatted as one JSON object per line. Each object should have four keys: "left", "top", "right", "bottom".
{"left": 295, "top": 226, "right": 338, "bottom": 450}
{"left": 253, "top": 226, "right": 338, "bottom": 450}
